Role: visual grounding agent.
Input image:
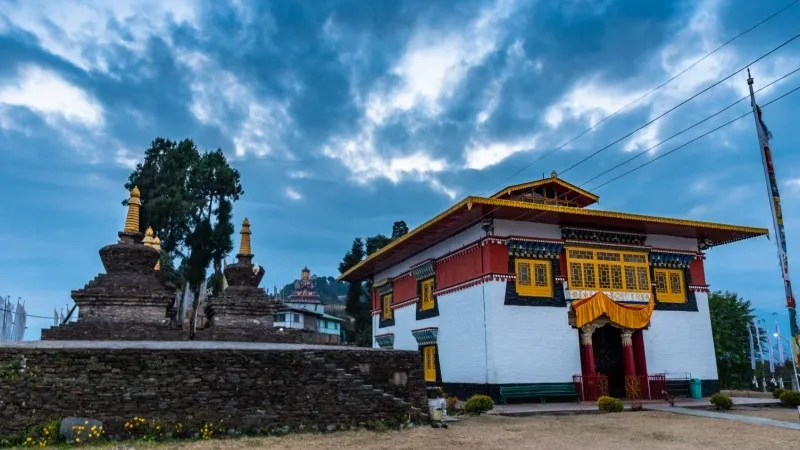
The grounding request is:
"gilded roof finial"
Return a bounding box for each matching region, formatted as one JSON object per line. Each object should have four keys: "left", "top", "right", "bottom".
{"left": 143, "top": 226, "right": 155, "bottom": 247}
{"left": 302, "top": 266, "right": 310, "bottom": 280}
{"left": 123, "top": 186, "right": 142, "bottom": 233}
{"left": 550, "top": 170, "right": 558, "bottom": 178}
{"left": 153, "top": 235, "right": 162, "bottom": 271}
{"left": 239, "top": 218, "right": 252, "bottom": 256}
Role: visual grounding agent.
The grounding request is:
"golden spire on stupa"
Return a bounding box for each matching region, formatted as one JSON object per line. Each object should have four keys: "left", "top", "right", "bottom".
{"left": 123, "top": 186, "right": 142, "bottom": 233}
{"left": 143, "top": 226, "right": 155, "bottom": 247}
{"left": 153, "top": 235, "right": 162, "bottom": 271}
{"left": 239, "top": 218, "right": 252, "bottom": 256}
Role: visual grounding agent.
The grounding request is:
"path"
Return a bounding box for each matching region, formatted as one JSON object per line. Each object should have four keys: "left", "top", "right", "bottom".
{"left": 489, "top": 397, "right": 779, "bottom": 416}
{"left": 643, "top": 404, "right": 800, "bottom": 431}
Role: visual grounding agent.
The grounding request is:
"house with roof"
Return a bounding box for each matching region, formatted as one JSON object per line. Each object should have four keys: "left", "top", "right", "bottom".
{"left": 339, "top": 172, "right": 768, "bottom": 401}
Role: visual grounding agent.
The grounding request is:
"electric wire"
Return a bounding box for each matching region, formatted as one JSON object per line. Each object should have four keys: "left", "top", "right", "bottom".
{"left": 556, "top": 30, "right": 800, "bottom": 177}
{"left": 372, "top": 68, "right": 800, "bottom": 260}
{"left": 581, "top": 66, "right": 800, "bottom": 187}
{"left": 589, "top": 83, "right": 800, "bottom": 191}
{"left": 478, "top": 0, "right": 800, "bottom": 196}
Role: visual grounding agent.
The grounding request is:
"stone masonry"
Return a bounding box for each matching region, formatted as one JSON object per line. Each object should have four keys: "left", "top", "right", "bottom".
{"left": 41, "top": 187, "right": 178, "bottom": 340}
{"left": 0, "top": 342, "right": 428, "bottom": 437}
{"left": 205, "top": 218, "right": 284, "bottom": 336}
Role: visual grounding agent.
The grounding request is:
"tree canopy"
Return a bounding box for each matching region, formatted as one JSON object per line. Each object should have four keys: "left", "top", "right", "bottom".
{"left": 124, "top": 138, "right": 243, "bottom": 336}
{"left": 708, "top": 290, "right": 768, "bottom": 389}
{"left": 337, "top": 220, "right": 409, "bottom": 346}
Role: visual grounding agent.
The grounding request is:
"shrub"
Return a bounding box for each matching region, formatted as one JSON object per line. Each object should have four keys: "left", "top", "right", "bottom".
{"left": 445, "top": 396, "right": 461, "bottom": 415}
{"left": 463, "top": 394, "right": 494, "bottom": 415}
{"left": 779, "top": 390, "right": 800, "bottom": 407}
{"left": 710, "top": 393, "right": 733, "bottom": 410}
{"left": 597, "top": 396, "right": 624, "bottom": 413}
{"left": 773, "top": 388, "right": 787, "bottom": 399}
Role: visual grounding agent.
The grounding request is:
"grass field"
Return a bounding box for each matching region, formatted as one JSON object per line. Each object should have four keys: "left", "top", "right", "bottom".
{"left": 121, "top": 411, "right": 798, "bottom": 450}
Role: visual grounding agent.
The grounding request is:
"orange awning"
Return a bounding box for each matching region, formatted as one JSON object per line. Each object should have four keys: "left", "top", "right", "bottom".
{"left": 571, "top": 292, "right": 654, "bottom": 329}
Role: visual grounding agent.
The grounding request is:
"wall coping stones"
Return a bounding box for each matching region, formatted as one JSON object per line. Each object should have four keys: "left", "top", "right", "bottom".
{"left": 0, "top": 340, "right": 415, "bottom": 352}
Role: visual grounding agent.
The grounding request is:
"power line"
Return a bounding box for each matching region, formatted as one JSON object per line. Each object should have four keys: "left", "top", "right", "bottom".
{"left": 581, "top": 66, "right": 800, "bottom": 187}
{"left": 404, "top": 69, "right": 800, "bottom": 248}
{"left": 478, "top": 0, "right": 800, "bottom": 196}
{"left": 505, "top": 81, "right": 800, "bottom": 225}
{"left": 557, "top": 30, "right": 800, "bottom": 176}
{"left": 590, "top": 83, "right": 800, "bottom": 191}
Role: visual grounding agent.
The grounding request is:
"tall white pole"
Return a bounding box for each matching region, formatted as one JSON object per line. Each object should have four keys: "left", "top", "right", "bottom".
{"left": 747, "top": 70, "right": 800, "bottom": 391}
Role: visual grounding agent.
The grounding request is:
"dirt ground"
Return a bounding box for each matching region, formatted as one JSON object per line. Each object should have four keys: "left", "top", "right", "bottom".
{"left": 718, "top": 405, "right": 800, "bottom": 422}
{"left": 127, "top": 411, "right": 798, "bottom": 450}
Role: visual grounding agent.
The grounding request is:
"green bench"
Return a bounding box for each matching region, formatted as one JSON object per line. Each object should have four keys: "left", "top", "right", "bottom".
{"left": 499, "top": 383, "right": 579, "bottom": 404}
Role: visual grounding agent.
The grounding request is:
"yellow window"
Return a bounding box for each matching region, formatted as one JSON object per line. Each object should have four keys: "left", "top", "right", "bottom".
{"left": 382, "top": 293, "right": 393, "bottom": 320}
{"left": 566, "top": 248, "right": 650, "bottom": 292}
{"left": 420, "top": 278, "right": 435, "bottom": 311}
{"left": 423, "top": 346, "right": 437, "bottom": 382}
{"left": 654, "top": 269, "right": 686, "bottom": 303}
{"left": 515, "top": 259, "right": 552, "bottom": 297}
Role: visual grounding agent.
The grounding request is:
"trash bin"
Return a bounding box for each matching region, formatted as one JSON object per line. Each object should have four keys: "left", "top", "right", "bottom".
{"left": 689, "top": 378, "right": 703, "bottom": 399}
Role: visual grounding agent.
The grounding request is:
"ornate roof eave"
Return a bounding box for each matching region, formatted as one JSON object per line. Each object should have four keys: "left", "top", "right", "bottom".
{"left": 490, "top": 177, "right": 599, "bottom": 204}
{"left": 338, "top": 196, "right": 768, "bottom": 282}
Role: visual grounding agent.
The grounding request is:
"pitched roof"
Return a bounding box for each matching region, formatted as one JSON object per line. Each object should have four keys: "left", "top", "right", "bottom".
{"left": 339, "top": 196, "right": 768, "bottom": 282}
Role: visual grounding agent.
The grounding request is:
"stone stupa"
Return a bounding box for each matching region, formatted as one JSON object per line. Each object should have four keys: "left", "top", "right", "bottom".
{"left": 41, "top": 187, "right": 179, "bottom": 340}
{"left": 203, "top": 218, "right": 282, "bottom": 339}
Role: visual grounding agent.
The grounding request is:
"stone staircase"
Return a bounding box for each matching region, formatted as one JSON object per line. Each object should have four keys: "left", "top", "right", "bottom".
{"left": 304, "top": 354, "right": 428, "bottom": 424}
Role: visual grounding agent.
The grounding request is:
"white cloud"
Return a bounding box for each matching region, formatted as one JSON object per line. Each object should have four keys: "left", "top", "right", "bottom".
{"left": 464, "top": 135, "right": 540, "bottom": 170}
{"left": 322, "top": 123, "right": 454, "bottom": 199}
{"left": 288, "top": 171, "right": 310, "bottom": 179}
{"left": 114, "top": 148, "right": 139, "bottom": 169}
{"left": 177, "top": 51, "right": 292, "bottom": 158}
{"left": 0, "top": 65, "right": 104, "bottom": 128}
{"left": 284, "top": 187, "right": 303, "bottom": 201}
{"left": 322, "top": 1, "right": 522, "bottom": 197}
{"left": 1, "top": 0, "right": 199, "bottom": 72}
{"left": 537, "top": 0, "right": 766, "bottom": 156}
{"left": 784, "top": 178, "right": 800, "bottom": 194}
{"left": 365, "top": 0, "right": 518, "bottom": 124}
{"left": 544, "top": 78, "right": 649, "bottom": 130}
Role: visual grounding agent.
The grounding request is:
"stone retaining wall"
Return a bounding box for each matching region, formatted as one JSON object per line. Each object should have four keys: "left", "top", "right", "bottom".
{"left": 39, "top": 324, "right": 339, "bottom": 344}
{"left": 0, "top": 343, "right": 427, "bottom": 438}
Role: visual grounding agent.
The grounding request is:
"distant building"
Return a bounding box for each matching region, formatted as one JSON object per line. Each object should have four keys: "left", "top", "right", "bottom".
{"left": 283, "top": 267, "right": 324, "bottom": 313}
{"left": 275, "top": 267, "right": 342, "bottom": 343}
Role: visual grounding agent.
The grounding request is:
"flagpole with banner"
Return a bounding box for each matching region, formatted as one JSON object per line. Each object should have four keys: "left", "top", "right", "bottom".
{"left": 747, "top": 69, "right": 800, "bottom": 391}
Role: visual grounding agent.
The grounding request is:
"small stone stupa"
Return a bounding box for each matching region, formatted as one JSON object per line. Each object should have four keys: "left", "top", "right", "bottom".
{"left": 205, "top": 218, "right": 281, "bottom": 333}
{"left": 41, "top": 187, "right": 178, "bottom": 340}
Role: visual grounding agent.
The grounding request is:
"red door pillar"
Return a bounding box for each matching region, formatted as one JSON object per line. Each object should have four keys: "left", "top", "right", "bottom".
{"left": 621, "top": 328, "right": 640, "bottom": 399}
{"left": 633, "top": 330, "right": 650, "bottom": 399}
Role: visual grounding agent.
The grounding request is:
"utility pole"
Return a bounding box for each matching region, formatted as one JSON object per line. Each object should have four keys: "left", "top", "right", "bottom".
{"left": 747, "top": 69, "right": 800, "bottom": 391}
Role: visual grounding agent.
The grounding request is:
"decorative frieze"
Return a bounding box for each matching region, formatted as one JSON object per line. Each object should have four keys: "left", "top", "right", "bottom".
{"left": 375, "top": 333, "right": 395, "bottom": 349}
{"left": 564, "top": 288, "right": 651, "bottom": 304}
{"left": 411, "top": 327, "right": 438, "bottom": 346}
{"left": 649, "top": 251, "right": 697, "bottom": 268}
{"left": 373, "top": 278, "right": 394, "bottom": 295}
{"left": 434, "top": 274, "right": 514, "bottom": 297}
{"left": 507, "top": 238, "right": 564, "bottom": 259}
{"left": 561, "top": 227, "right": 647, "bottom": 246}
{"left": 410, "top": 259, "right": 436, "bottom": 280}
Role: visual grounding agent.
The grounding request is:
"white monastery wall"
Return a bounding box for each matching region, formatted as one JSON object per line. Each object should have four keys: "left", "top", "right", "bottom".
{"left": 374, "top": 224, "right": 484, "bottom": 280}
{"left": 493, "top": 220, "right": 561, "bottom": 239}
{"left": 373, "top": 284, "right": 489, "bottom": 384}
{"left": 644, "top": 291, "right": 718, "bottom": 380}
{"left": 644, "top": 234, "right": 698, "bottom": 252}
{"left": 484, "top": 282, "right": 581, "bottom": 383}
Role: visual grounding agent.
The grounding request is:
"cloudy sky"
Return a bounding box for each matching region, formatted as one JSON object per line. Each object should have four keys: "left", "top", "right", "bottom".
{"left": 2, "top": 0, "right": 800, "bottom": 340}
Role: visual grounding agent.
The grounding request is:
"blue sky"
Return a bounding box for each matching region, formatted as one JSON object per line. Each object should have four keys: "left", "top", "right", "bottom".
{"left": 2, "top": 0, "right": 800, "bottom": 341}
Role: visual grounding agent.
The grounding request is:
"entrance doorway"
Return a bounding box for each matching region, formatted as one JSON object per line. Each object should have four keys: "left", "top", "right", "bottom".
{"left": 593, "top": 324, "right": 625, "bottom": 398}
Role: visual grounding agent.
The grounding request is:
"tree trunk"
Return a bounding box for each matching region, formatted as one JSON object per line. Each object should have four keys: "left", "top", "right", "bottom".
{"left": 188, "top": 285, "right": 202, "bottom": 340}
